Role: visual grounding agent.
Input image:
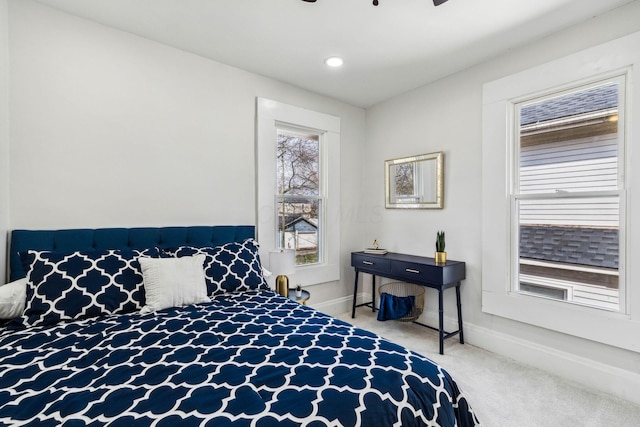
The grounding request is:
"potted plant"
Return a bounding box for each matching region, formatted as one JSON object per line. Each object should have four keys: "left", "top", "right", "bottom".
{"left": 295, "top": 284, "right": 303, "bottom": 298}
{"left": 435, "top": 231, "right": 446, "bottom": 264}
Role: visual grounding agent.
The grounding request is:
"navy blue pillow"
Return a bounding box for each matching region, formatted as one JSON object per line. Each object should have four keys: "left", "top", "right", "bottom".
{"left": 165, "top": 239, "right": 268, "bottom": 296}
{"left": 11, "top": 248, "right": 160, "bottom": 329}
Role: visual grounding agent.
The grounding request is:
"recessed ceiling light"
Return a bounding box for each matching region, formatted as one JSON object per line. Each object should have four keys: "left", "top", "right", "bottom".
{"left": 324, "top": 57, "right": 344, "bottom": 68}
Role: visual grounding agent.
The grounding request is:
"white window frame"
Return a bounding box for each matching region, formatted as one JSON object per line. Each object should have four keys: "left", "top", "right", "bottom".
{"left": 275, "top": 125, "right": 322, "bottom": 264}
{"left": 481, "top": 31, "right": 640, "bottom": 352}
{"left": 256, "top": 98, "right": 341, "bottom": 286}
{"left": 512, "top": 75, "right": 626, "bottom": 312}
{"left": 391, "top": 161, "right": 424, "bottom": 203}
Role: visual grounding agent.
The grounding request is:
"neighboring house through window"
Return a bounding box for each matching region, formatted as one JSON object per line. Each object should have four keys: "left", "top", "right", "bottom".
{"left": 481, "top": 31, "right": 640, "bottom": 351}
{"left": 276, "top": 128, "right": 321, "bottom": 265}
{"left": 515, "top": 80, "right": 623, "bottom": 312}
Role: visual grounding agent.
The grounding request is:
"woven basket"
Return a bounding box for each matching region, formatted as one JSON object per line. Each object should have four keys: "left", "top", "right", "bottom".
{"left": 378, "top": 282, "right": 425, "bottom": 322}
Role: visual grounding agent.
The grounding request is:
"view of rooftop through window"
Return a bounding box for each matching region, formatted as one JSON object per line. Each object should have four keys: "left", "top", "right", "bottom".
{"left": 276, "top": 128, "right": 321, "bottom": 266}
{"left": 515, "top": 80, "right": 622, "bottom": 311}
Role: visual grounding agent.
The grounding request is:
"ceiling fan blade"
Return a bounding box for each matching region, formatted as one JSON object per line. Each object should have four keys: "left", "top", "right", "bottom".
{"left": 301, "top": 0, "right": 317, "bottom": 2}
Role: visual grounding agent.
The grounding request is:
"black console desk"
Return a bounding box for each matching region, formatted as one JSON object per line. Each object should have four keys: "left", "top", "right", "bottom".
{"left": 351, "top": 251, "right": 466, "bottom": 355}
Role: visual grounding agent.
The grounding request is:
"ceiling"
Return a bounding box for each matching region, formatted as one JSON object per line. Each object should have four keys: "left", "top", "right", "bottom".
{"left": 34, "top": 0, "right": 636, "bottom": 108}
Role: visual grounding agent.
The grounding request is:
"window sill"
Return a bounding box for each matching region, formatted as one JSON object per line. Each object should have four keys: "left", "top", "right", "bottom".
{"left": 482, "top": 288, "right": 637, "bottom": 352}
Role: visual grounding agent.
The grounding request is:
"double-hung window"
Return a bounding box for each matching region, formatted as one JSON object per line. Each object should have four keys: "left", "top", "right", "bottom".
{"left": 513, "top": 78, "right": 625, "bottom": 312}
{"left": 257, "top": 98, "right": 341, "bottom": 285}
{"left": 482, "top": 31, "right": 640, "bottom": 352}
{"left": 392, "top": 161, "right": 424, "bottom": 203}
{"left": 276, "top": 127, "right": 322, "bottom": 265}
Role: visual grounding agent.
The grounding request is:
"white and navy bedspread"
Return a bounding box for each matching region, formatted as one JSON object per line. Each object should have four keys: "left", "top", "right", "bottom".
{"left": 0, "top": 291, "right": 480, "bottom": 426}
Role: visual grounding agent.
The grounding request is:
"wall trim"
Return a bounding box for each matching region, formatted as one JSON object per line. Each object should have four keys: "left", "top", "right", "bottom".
{"left": 311, "top": 292, "right": 371, "bottom": 317}
{"left": 481, "top": 30, "right": 640, "bottom": 352}
{"left": 463, "top": 322, "right": 640, "bottom": 405}
{"left": 315, "top": 293, "right": 640, "bottom": 405}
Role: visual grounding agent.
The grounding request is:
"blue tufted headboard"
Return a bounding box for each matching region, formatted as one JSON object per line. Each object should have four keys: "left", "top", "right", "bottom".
{"left": 9, "top": 225, "right": 255, "bottom": 282}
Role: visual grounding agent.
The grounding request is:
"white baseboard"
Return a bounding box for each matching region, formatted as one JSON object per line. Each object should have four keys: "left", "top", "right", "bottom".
{"left": 315, "top": 293, "right": 640, "bottom": 405}
{"left": 463, "top": 322, "right": 640, "bottom": 405}
{"left": 311, "top": 292, "right": 377, "bottom": 316}
{"left": 311, "top": 294, "right": 355, "bottom": 317}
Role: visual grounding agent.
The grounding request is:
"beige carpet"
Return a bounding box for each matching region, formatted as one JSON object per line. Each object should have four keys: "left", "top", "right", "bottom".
{"left": 336, "top": 310, "right": 640, "bottom": 427}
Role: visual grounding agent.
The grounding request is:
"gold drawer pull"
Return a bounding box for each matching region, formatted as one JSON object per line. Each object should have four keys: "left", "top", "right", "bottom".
{"left": 406, "top": 268, "right": 421, "bottom": 274}
{"left": 362, "top": 261, "right": 374, "bottom": 265}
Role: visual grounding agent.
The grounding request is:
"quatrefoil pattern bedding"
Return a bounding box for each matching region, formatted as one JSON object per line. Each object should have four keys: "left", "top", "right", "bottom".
{"left": 167, "top": 239, "right": 269, "bottom": 296}
{"left": 0, "top": 291, "right": 479, "bottom": 426}
{"left": 11, "top": 248, "right": 160, "bottom": 329}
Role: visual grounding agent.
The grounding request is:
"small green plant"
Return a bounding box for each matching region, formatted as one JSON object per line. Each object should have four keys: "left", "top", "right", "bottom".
{"left": 435, "top": 231, "right": 445, "bottom": 252}
{"left": 296, "top": 284, "right": 302, "bottom": 291}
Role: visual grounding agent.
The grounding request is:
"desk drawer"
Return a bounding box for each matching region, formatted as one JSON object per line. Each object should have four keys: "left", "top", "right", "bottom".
{"left": 351, "top": 253, "right": 391, "bottom": 274}
{"left": 391, "top": 261, "right": 442, "bottom": 284}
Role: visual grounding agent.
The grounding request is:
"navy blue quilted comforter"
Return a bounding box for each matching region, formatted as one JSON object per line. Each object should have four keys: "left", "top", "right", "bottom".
{"left": 0, "top": 291, "right": 479, "bottom": 426}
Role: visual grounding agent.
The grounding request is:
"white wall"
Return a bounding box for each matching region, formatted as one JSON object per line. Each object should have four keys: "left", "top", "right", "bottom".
{"left": 0, "top": 0, "right": 8, "bottom": 282}
{"left": 5, "top": 0, "right": 640, "bottom": 404}
{"left": 364, "top": 1, "right": 640, "bottom": 402}
{"left": 4, "top": 0, "right": 366, "bottom": 303}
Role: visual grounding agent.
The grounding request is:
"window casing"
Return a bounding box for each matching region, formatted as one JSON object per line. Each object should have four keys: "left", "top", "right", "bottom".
{"left": 481, "top": 31, "right": 640, "bottom": 352}
{"left": 256, "top": 98, "right": 340, "bottom": 286}
{"left": 512, "top": 77, "right": 625, "bottom": 312}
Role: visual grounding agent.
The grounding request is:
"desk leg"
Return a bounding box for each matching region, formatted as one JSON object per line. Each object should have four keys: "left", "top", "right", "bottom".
{"left": 438, "top": 288, "right": 444, "bottom": 355}
{"left": 372, "top": 275, "right": 376, "bottom": 313}
{"left": 456, "top": 283, "right": 464, "bottom": 344}
{"left": 351, "top": 270, "right": 359, "bottom": 318}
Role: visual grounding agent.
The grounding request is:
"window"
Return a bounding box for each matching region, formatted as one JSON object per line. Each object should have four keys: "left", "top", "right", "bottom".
{"left": 481, "top": 31, "right": 640, "bottom": 352}
{"left": 276, "top": 128, "right": 321, "bottom": 265}
{"left": 256, "top": 98, "right": 341, "bottom": 286}
{"left": 392, "top": 161, "right": 424, "bottom": 203}
{"left": 513, "top": 78, "right": 624, "bottom": 312}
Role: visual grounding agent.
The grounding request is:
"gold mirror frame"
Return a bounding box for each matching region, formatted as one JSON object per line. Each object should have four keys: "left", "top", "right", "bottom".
{"left": 385, "top": 151, "right": 444, "bottom": 209}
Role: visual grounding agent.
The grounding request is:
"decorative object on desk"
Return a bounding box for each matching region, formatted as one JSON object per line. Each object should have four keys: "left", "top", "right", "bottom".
{"left": 377, "top": 282, "right": 425, "bottom": 322}
{"left": 435, "top": 230, "right": 447, "bottom": 264}
{"left": 364, "top": 247, "right": 388, "bottom": 254}
{"left": 364, "top": 239, "right": 388, "bottom": 254}
{"left": 269, "top": 249, "right": 295, "bottom": 297}
{"left": 295, "top": 284, "right": 302, "bottom": 298}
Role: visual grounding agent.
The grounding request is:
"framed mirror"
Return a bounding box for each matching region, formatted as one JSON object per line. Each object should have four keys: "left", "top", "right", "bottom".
{"left": 385, "top": 151, "right": 444, "bottom": 209}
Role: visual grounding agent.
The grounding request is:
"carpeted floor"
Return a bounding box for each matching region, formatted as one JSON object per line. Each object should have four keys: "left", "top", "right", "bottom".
{"left": 336, "top": 309, "right": 640, "bottom": 427}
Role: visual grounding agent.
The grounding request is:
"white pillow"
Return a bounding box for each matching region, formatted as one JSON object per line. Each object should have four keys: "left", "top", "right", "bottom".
{"left": 139, "top": 255, "right": 209, "bottom": 314}
{"left": 0, "top": 278, "right": 27, "bottom": 319}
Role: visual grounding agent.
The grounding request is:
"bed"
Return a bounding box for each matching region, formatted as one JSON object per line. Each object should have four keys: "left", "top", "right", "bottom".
{"left": 0, "top": 226, "right": 480, "bottom": 426}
